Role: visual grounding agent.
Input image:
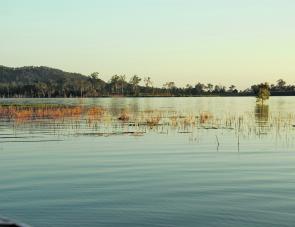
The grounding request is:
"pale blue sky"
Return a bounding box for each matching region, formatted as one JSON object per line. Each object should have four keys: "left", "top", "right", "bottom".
{"left": 1, "top": 0, "right": 294, "bottom": 88}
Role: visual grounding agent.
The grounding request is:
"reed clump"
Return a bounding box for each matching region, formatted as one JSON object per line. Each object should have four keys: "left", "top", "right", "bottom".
{"left": 146, "top": 116, "right": 161, "bottom": 127}
{"left": 0, "top": 105, "right": 105, "bottom": 122}
{"left": 200, "top": 112, "right": 212, "bottom": 124}
{"left": 118, "top": 110, "right": 130, "bottom": 121}
{"left": 87, "top": 107, "right": 105, "bottom": 120}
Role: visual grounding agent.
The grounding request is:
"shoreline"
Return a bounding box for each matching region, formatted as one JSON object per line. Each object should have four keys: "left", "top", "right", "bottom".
{"left": 1, "top": 95, "right": 295, "bottom": 99}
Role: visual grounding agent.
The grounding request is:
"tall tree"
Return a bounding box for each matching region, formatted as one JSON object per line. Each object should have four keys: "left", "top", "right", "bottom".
{"left": 110, "top": 75, "right": 120, "bottom": 94}
{"left": 119, "top": 75, "right": 126, "bottom": 95}
{"left": 194, "top": 82, "right": 205, "bottom": 95}
{"left": 163, "top": 82, "right": 176, "bottom": 96}
{"left": 36, "top": 82, "right": 48, "bottom": 97}
{"left": 130, "top": 75, "right": 142, "bottom": 96}
{"left": 144, "top": 77, "right": 153, "bottom": 88}
{"left": 228, "top": 85, "right": 236, "bottom": 92}
{"left": 256, "top": 83, "right": 270, "bottom": 104}
{"left": 89, "top": 72, "right": 100, "bottom": 90}
{"left": 163, "top": 82, "right": 175, "bottom": 89}
{"left": 206, "top": 83, "right": 214, "bottom": 93}
{"left": 277, "top": 79, "right": 286, "bottom": 90}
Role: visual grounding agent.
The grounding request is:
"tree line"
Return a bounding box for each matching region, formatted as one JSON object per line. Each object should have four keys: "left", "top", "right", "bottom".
{"left": 0, "top": 66, "right": 294, "bottom": 98}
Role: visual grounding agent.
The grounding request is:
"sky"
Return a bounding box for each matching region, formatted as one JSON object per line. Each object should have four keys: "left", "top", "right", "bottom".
{"left": 1, "top": 0, "right": 295, "bottom": 89}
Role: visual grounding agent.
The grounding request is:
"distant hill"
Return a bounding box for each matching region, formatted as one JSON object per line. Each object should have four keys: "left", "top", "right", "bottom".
{"left": 0, "top": 65, "right": 91, "bottom": 83}
{"left": 0, "top": 66, "right": 107, "bottom": 97}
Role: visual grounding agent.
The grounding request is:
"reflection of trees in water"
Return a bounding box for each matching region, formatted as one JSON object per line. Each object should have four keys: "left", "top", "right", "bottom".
{"left": 109, "top": 98, "right": 127, "bottom": 115}
{"left": 255, "top": 104, "right": 269, "bottom": 135}
{"left": 109, "top": 98, "right": 141, "bottom": 115}
{"left": 129, "top": 98, "right": 140, "bottom": 113}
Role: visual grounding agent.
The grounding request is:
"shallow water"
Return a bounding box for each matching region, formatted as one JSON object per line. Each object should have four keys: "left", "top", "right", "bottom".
{"left": 0, "top": 97, "right": 295, "bottom": 227}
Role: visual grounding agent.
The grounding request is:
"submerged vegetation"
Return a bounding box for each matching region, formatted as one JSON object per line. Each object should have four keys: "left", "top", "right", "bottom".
{"left": 0, "top": 104, "right": 104, "bottom": 123}
{"left": 1, "top": 103, "right": 294, "bottom": 145}
{"left": 0, "top": 65, "right": 294, "bottom": 97}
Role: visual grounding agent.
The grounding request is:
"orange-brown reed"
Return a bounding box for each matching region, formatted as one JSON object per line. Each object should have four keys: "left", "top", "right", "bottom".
{"left": 0, "top": 105, "right": 105, "bottom": 123}
{"left": 118, "top": 110, "right": 130, "bottom": 121}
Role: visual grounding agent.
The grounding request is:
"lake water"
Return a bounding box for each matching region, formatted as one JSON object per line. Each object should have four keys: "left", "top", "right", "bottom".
{"left": 1, "top": 97, "right": 295, "bottom": 227}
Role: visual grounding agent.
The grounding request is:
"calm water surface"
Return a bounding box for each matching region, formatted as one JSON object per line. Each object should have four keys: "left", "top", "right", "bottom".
{"left": 1, "top": 97, "right": 295, "bottom": 227}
